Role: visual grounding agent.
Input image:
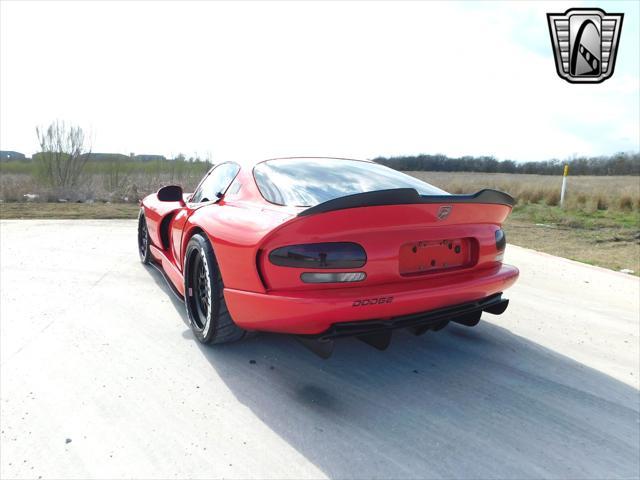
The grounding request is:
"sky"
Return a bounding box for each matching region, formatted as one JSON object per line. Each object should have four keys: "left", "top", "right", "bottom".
{"left": 0, "top": 0, "right": 638, "bottom": 162}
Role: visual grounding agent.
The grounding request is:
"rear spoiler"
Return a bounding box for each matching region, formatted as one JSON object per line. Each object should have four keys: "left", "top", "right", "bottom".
{"left": 298, "top": 188, "right": 515, "bottom": 217}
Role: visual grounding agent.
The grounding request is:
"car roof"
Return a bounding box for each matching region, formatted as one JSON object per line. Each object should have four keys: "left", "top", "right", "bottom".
{"left": 231, "top": 156, "right": 374, "bottom": 169}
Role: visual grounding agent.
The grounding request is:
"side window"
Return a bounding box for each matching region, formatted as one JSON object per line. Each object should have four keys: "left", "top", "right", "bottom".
{"left": 191, "top": 163, "right": 240, "bottom": 203}
{"left": 226, "top": 178, "right": 242, "bottom": 197}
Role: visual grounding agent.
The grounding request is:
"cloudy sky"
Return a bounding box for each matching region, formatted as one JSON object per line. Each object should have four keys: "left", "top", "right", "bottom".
{"left": 1, "top": 0, "right": 638, "bottom": 162}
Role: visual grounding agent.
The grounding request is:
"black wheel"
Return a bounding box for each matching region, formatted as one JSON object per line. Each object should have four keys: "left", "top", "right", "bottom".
{"left": 138, "top": 209, "right": 151, "bottom": 264}
{"left": 183, "top": 233, "right": 246, "bottom": 344}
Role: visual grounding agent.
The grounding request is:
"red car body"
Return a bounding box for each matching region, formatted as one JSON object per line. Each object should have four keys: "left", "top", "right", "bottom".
{"left": 140, "top": 157, "right": 519, "bottom": 354}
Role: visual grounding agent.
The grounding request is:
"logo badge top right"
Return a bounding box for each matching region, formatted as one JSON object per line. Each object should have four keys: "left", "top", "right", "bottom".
{"left": 547, "top": 8, "right": 624, "bottom": 84}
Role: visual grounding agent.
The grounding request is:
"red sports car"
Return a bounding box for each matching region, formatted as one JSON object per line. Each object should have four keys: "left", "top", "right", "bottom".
{"left": 138, "top": 157, "right": 519, "bottom": 357}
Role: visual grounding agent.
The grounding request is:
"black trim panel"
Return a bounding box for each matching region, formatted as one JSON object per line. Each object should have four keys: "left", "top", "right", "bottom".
{"left": 159, "top": 213, "right": 175, "bottom": 250}
{"left": 148, "top": 261, "right": 184, "bottom": 303}
{"left": 298, "top": 188, "right": 515, "bottom": 217}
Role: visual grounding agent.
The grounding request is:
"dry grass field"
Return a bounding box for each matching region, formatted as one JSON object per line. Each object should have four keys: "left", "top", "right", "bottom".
{"left": 0, "top": 171, "right": 206, "bottom": 204}
{"left": 407, "top": 171, "right": 639, "bottom": 274}
{"left": 408, "top": 171, "right": 640, "bottom": 212}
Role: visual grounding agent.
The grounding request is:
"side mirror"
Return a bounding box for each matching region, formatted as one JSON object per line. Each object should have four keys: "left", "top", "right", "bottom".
{"left": 157, "top": 185, "right": 184, "bottom": 204}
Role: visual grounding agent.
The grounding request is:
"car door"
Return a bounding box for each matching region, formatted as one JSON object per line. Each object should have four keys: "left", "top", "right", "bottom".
{"left": 171, "top": 162, "right": 241, "bottom": 268}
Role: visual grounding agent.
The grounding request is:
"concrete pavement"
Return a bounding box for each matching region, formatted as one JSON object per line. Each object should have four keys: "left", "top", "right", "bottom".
{"left": 1, "top": 220, "right": 638, "bottom": 479}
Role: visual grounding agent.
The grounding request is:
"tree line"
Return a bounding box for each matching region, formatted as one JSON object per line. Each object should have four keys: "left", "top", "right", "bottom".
{"left": 5, "top": 121, "right": 639, "bottom": 178}
{"left": 373, "top": 152, "right": 640, "bottom": 176}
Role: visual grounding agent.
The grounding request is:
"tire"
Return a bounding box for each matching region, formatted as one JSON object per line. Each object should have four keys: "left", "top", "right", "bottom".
{"left": 138, "top": 209, "right": 151, "bottom": 264}
{"left": 183, "top": 233, "right": 246, "bottom": 344}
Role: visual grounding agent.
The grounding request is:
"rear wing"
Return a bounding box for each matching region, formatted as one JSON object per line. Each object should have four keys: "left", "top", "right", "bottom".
{"left": 298, "top": 188, "right": 515, "bottom": 217}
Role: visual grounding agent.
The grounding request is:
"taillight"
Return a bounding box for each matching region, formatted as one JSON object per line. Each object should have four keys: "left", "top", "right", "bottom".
{"left": 495, "top": 229, "right": 506, "bottom": 262}
{"left": 269, "top": 242, "right": 366, "bottom": 269}
{"left": 495, "top": 229, "right": 506, "bottom": 251}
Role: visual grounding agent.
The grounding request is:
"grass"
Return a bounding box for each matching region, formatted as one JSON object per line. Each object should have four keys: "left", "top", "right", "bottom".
{"left": 0, "top": 202, "right": 139, "bottom": 219}
{"left": 505, "top": 204, "right": 639, "bottom": 275}
{"left": 0, "top": 158, "right": 211, "bottom": 176}
{"left": 0, "top": 171, "right": 207, "bottom": 203}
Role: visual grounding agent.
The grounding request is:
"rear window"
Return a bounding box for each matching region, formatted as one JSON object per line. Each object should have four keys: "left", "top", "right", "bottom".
{"left": 253, "top": 158, "right": 447, "bottom": 207}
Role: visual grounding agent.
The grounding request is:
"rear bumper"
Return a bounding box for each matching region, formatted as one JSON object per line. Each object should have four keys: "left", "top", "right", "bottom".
{"left": 305, "top": 293, "right": 508, "bottom": 340}
{"left": 224, "top": 263, "right": 519, "bottom": 335}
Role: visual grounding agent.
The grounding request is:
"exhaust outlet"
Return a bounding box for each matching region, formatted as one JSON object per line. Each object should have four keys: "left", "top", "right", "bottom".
{"left": 484, "top": 299, "right": 509, "bottom": 315}
{"left": 451, "top": 311, "right": 482, "bottom": 327}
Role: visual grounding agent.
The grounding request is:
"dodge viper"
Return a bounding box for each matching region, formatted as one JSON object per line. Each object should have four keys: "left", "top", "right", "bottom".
{"left": 138, "top": 157, "right": 519, "bottom": 357}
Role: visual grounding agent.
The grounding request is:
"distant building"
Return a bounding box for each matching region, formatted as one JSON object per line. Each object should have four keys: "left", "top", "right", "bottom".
{"left": 77, "top": 152, "right": 167, "bottom": 162}
{"left": 134, "top": 154, "right": 167, "bottom": 162}
{"left": 0, "top": 150, "right": 26, "bottom": 161}
{"left": 84, "top": 152, "right": 129, "bottom": 162}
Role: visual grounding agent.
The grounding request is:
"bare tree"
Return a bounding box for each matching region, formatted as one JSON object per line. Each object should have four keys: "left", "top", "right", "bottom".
{"left": 35, "top": 121, "right": 91, "bottom": 189}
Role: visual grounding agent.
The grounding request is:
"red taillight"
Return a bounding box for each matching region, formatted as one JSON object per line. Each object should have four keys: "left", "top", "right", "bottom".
{"left": 495, "top": 229, "right": 506, "bottom": 251}
{"left": 269, "top": 242, "right": 366, "bottom": 269}
{"left": 495, "top": 229, "right": 506, "bottom": 262}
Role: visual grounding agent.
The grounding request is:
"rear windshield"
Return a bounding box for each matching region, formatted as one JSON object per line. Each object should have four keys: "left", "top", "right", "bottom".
{"left": 253, "top": 158, "right": 447, "bottom": 207}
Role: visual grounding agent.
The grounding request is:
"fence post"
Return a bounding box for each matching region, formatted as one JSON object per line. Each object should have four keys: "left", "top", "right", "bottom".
{"left": 560, "top": 165, "right": 569, "bottom": 207}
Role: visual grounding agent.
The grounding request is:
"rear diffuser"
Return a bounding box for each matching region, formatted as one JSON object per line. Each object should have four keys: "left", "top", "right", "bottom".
{"left": 297, "top": 293, "right": 509, "bottom": 358}
{"left": 357, "top": 331, "right": 392, "bottom": 350}
{"left": 296, "top": 337, "right": 335, "bottom": 359}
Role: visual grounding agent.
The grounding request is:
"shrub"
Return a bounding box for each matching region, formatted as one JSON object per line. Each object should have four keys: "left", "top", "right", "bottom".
{"left": 576, "top": 194, "right": 587, "bottom": 206}
{"left": 529, "top": 189, "right": 545, "bottom": 204}
{"left": 545, "top": 190, "right": 561, "bottom": 206}
{"left": 596, "top": 196, "right": 609, "bottom": 210}
{"left": 619, "top": 195, "right": 633, "bottom": 211}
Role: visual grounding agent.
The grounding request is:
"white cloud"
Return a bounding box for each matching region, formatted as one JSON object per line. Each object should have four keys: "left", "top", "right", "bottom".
{"left": 1, "top": 0, "right": 638, "bottom": 161}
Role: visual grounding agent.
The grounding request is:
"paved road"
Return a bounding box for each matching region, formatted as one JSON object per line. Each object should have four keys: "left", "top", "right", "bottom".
{"left": 1, "top": 220, "right": 638, "bottom": 479}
